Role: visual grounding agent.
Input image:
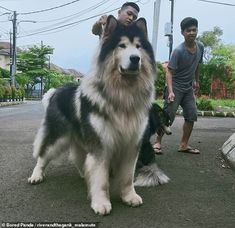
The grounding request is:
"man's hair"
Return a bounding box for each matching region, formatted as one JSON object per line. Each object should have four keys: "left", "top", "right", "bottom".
{"left": 180, "top": 17, "right": 198, "bottom": 31}
{"left": 121, "top": 2, "right": 140, "bottom": 12}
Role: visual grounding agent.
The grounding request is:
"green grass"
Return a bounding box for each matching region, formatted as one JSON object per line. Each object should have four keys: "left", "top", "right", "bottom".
{"left": 156, "top": 99, "right": 235, "bottom": 111}
{"left": 210, "top": 99, "right": 235, "bottom": 108}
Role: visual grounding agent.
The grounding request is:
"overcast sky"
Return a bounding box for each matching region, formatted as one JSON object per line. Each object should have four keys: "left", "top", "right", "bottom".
{"left": 0, "top": 0, "right": 234, "bottom": 74}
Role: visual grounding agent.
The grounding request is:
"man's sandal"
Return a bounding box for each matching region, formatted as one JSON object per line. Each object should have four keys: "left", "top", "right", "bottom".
{"left": 178, "top": 147, "right": 200, "bottom": 154}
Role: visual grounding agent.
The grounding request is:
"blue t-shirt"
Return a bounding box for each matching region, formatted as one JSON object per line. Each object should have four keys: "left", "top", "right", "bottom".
{"left": 168, "top": 41, "right": 204, "bottom": 92}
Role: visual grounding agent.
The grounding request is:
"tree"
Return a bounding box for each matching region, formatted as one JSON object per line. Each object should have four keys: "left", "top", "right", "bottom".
{"left": 208, "top": 44, "right": 235, "bottom": 91}
{"left": 197, "top": 26, "right": 235, "bottom": 97}
{"left": 197, "top": 26, "right": 223, "bottom": 62}
{"left": 16, "top": 44, "right": 54, "bottom": 96}
{"left": 43, "top": 71, "right": 77, "bottom": 91}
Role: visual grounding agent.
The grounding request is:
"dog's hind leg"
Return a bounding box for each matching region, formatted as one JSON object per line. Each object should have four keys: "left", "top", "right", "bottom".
{"left": 28, "top": 125, "right": 69, "bottom": 184}
{"left": 69, "top": 143, "right": 86, "bottom": 178}
{"left": 84, "top": 153, "right": 111, "bottom": 215}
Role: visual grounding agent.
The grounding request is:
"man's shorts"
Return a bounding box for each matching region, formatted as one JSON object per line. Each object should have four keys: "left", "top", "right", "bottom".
{"left": 163, "top": 87, "right": 197, "bottom": 124}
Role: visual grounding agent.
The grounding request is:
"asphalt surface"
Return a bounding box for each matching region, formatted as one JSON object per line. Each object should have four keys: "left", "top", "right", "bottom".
{"left": 0, "top": 101, "right": 235, "bottom": 228}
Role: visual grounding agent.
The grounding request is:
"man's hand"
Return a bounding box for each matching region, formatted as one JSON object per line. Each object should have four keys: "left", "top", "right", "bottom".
{"left": 98, "top": 15, "right": 108, "bottom": 26}
{"left": 193, "top": 81, "right": 200, "bottom": 96}
{"left": 168, "top": 92, "right": 175, "bottom": 103}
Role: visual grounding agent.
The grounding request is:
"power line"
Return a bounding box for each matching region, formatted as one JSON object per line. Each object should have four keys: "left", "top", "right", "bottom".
{"left": 18, "top": 0, "right": 140, "bottom": 37}
{"left": 198, "top": 0, "right": 235, "bottom": 6}
{"left": 19, "top": 0, "right": 82, "bottom": 15}
{"left": 24, "top": 0, "right": 110, "bottom": 34}
{"left": 0, "top": 5, "right": 13, "bottom": 12}
{"left": 34, "top": 0, "right": 113, "bottom": 23}
{"left": 18, "top": 6, "right": 120, "bottom": 38}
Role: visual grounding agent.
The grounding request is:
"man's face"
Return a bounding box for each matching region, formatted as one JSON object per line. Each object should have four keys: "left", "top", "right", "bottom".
{"left": 118, "top": 6, "right": 138, "bottom": 25}
{"left": 182, "top": 25, "right": 198, "bottom": 42}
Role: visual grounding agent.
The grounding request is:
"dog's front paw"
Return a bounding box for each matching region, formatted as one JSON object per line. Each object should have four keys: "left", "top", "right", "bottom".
{"left": 122, "top": 192, "right": 143, "bottom": 207}
{"left": 91, "top": 200, "right": 112, "bottom": 215}
{"left": 28, "top": 170, "right": 44, "bottom": 184}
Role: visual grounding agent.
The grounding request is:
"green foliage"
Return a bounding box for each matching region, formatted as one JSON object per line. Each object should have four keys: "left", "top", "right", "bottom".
{"left": 198, "top": 27, "right": 235, "bottom": 97}
{"left": 3, "top": 85, "right": 12, "bottom": 96}
{"left": 197, "top": 26, "right": 223, "bottom": 62}
{"left": 16, "top": 44, "right": 54, "bottom": 96}
{"left": 210, "top": 99, "right": 235, "bottom": 108}
{"left": 197, "top": 96, "right": 214, "bottom": 111}
{"left": 17, "top": 45, "right": 53, "bottom": 72}
{"left": 155, "top": 61, "right": 166, "bottom": 98}
{"left": 0, "top": 85, "right": 4, "bottom": 98}
{"left": 44, "top": 71, "right": 77, "bottom": 91}
{"left": 0, "top": 68, "right": 10, "bottom": 78}
{"left": 208, "top": 44, "right": 235, "bottom": 90}
{"left": 11, "top": 86, "right": 17, "bottom": 98}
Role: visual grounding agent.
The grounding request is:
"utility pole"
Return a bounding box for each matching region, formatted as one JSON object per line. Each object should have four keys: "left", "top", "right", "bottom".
{"left": 9, "top": 31, "right": 12, "bottom": 80}
{"left": 168, "top": 0, "right": 174, "bottom": 59}
{"left": 11, "top": 11, "right": 17, "bottom": 87}
{"left": 40, "top": 40, "right": 44, "bottom": 99}
{"left": 152, "top": 0, "right": 161, "bottom": 58}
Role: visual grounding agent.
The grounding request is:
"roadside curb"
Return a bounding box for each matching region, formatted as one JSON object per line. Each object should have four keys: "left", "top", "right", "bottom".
{"left": 0, "top": 101, "right": 25, "bottom": 107}
{"left": 1, "top": 102, "right": 235, "bottom": 118}
{"left": 222, "top": 133, "right": 235, "bottom": 171}
{"left": 176, "top": 110, "right": 235, "bottom": 118}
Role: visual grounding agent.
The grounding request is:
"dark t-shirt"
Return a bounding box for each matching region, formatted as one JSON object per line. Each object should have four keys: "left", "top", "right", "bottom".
{"left": 168, "top": 41, "right": 204, "bottom": 92}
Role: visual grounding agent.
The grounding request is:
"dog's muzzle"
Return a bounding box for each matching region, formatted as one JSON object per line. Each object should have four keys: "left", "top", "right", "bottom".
{"left": 119, "top": 55, "right": 140, "bottom": 76}
{"left": 164, "top": 126, "right": 172, "bottom": 135}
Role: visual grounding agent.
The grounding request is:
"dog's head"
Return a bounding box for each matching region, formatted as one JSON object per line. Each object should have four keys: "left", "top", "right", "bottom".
{"left": 150, "top": 103, "right": 172, "bottom": 135}
{"left": 98, "top": 15, "right": 155, "bottom": 79}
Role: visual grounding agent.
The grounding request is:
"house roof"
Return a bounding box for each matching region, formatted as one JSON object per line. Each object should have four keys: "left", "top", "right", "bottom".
{"left": 0, "top": 42, "right": 21, "bottom": 56}
{"left": 0, "top": 42, "right": 84, "bottom": 78}
{"left": 49, "top": 63, "right": 84, "bottom": 79}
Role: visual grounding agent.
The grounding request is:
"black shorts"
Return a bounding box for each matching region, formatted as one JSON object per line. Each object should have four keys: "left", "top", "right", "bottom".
{"left": 163, "top": 87, "right": 197, "bottom": 124}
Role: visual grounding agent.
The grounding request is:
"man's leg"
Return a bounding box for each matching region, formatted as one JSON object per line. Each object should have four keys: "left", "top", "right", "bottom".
{"left": 180, "top": 120, "right": 194, "bottom": 149}
{"left": 153, "top": 88, "right": 181, "bottom": 154}
{"left": 153, "top": 132, "right": 164, "bottom": 154}
{"left": 178, "top": 89, "right": 200, "bottom": 154}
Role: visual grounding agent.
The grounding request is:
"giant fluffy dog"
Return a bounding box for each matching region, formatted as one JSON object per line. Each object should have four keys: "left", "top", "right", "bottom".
{"left": 28, "top": 16, "right": 157, "bottom": 215}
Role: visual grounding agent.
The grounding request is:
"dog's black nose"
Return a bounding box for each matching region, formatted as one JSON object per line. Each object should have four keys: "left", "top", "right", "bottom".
{"left": 130, "top": 55, "right": 140, "bottom": 64}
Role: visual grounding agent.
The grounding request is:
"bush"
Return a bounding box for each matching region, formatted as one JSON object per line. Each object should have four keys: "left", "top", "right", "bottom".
{"left": 4, "top": 85, "right": 12, "bottom": 96}
{"left": 197, "top": 96, "right": 214, "bottom": 111}
{"left": 11, "top": 86, "right": 17, "bottom": 98}
{"left": 18, "top": 87, "right": 25, "bottom": 98}
{"left": 0, "top": 85, "right": 4, "bottom": 98}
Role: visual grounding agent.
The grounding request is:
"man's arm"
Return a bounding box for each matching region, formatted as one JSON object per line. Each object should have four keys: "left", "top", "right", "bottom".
{"left": 166, "top": 67, "right": 175, "bottom": 102}
{"left": 194, "top": 64, "right": 201, "bottom": 96}
{"left": 92, "top": 15, "right": 107, "bottom": 37}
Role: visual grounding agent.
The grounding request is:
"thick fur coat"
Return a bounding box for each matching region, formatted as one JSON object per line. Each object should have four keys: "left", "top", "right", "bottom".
{"left": 28, "top": 16, "right": 156, "bottom": 215}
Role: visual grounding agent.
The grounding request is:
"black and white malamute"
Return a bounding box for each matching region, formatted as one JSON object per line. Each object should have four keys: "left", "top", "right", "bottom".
{"left": 28, "top": 16, "right": 167, "bottom": 215}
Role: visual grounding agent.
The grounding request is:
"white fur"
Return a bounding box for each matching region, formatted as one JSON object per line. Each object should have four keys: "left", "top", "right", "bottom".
{"left": 28, "top": 19, "right": 156, "bottom": 215}
{"left": 42, "top": 88, "right": 56, "bottom": 110}
{"left": 134, "top": 163, "right": 170, "bottom": 187}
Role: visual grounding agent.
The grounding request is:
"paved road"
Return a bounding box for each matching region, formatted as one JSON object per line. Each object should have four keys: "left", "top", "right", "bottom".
{"left": 0, "top": 101, "right": 235, "bottom": 228}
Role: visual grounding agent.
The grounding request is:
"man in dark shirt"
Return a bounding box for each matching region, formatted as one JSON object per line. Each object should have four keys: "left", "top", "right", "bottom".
{"left": 92, "top": 2, "right": 140, "bottom": 37}
{"left": 153, "top": 17, "right": 204, "bottom": 155}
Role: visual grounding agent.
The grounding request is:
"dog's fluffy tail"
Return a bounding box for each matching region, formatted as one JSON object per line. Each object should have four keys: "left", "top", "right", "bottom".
{"left": 42, "top": 88, "right": 56, "bottom": 110}
{"left": 134, "top": 163, "right": 170, "bottom": 187}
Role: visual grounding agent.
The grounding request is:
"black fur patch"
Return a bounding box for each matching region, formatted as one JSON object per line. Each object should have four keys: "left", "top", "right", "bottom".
{"left": 98, "top": 22, "right": 155, "bottom": 67}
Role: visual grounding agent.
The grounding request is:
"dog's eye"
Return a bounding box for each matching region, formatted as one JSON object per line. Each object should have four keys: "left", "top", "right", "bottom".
{"left": 118, "top": 43, "right": 126, "bottom": 48}
{"left": 136, "top": 44, "right": 141, "bottom": 49}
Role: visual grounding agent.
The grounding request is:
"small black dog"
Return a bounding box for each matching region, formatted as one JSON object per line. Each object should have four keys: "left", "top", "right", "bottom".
{"left": 135, "top": 103, "right": 172, "bottom": 186}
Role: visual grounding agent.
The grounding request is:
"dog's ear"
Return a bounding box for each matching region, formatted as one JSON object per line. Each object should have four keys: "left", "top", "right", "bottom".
{"left": 103, "top": 15, "right": 118, "bottom": 40}
{"left": 135, "top": 18, "right": 148, "bottom": 39}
